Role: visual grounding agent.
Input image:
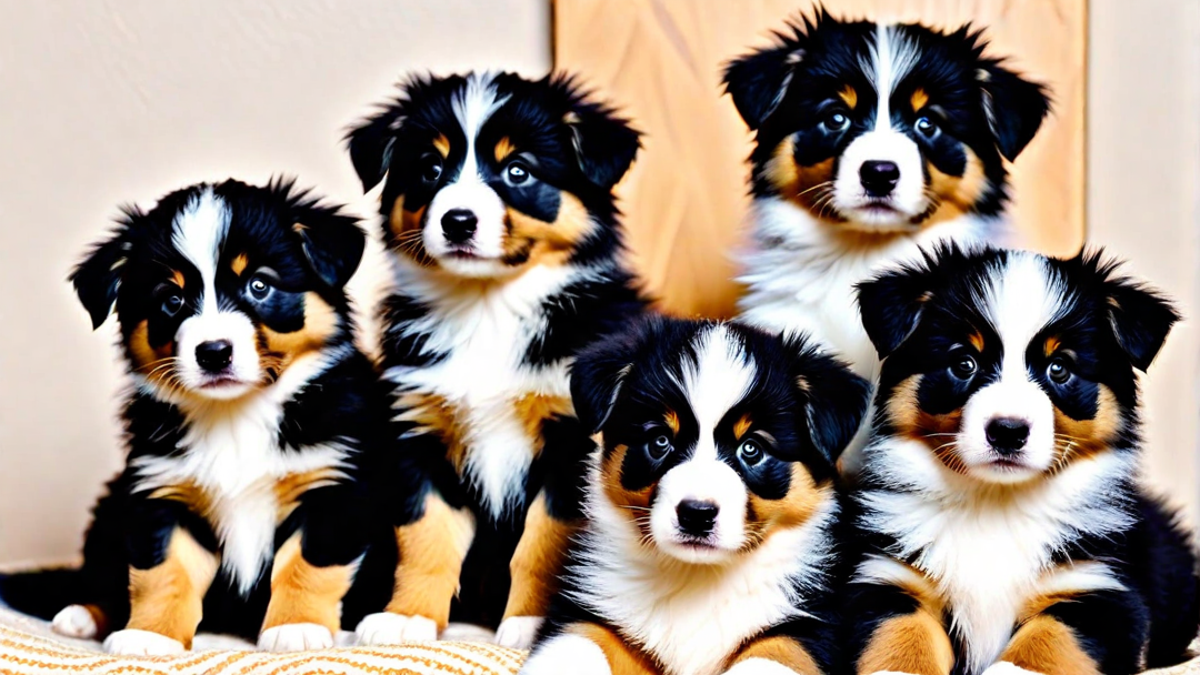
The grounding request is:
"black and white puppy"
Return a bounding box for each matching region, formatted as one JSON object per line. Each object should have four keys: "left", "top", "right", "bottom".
{"left": 345, "top": 72, "right": 647, "bottom": 649}
{"left": 724, "top": 10, "right": 1051, "bottom": 474}
{"left": 847, "top": 245, "right": 1199, "bottom": 675}
{"left": 0, "top": 180, "right": 386, "bottom": 655}
{"left": 523, "top": 317, "right": 870, "bottom": 675}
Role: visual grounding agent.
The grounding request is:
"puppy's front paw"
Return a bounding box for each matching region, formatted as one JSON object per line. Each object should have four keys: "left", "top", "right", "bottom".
{"left": 521, "top": 634, "right": 611, "bottom": 675}
{"left": 495, "top": 615, "right": 543, "bottom": 649}
{"left": 258, "top": 623, "right": 334, "bottom": 652}
{"left": 51, "top": 605, "right": 99, "bottom": 639}
{"left": 354, "top": 612, "right": 438, "bottom": 645}
{"left": 103, "top": 629, "right": 186, "bottom": 656}
{"left": 724, "top": 657, "right": 809, "bottom": 674}
{"left": 982, "top": 663, "right": 1045, "bottom": 675}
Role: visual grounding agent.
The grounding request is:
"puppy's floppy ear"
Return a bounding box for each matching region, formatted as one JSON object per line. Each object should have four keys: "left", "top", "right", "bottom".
{"left": 856, "top": 262, "right": 935, "bottom": 359}
{"left": 977, "top": 61, "right": 1051, "bottom": 161}
{"left": 554, "top": 77, "right": 641, "bottom": 190}
{"left": 787, "top": 335, "right": 871, "bottom": 466}
{"left": 293, "top": 215, "right": 366, "bottom": 290}
{"left": 1082, "top": 252, "right": 1180, "bottom": 372}
{"left": 70, "top": 217, "right": 135, "bottom": 330}
{"left": 723, "top": 38, "right": 804, "bottom": 131}
{"left": 570, "top": 336, "right": 636, "bottom": 434}
{"left": 345, "top": 104, "right": 404, "bottom": 193}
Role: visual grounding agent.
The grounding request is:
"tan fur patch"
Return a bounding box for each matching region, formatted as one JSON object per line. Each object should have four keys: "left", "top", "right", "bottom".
{"left": 274, "top": 469, "right": 345, "bottom": 522}
{"left": 433, "top": 133, "right": 451, "bottom": 158}
{"left": 261, "top": 533, "right": 356, "bottom": 634}
{"left": 231, "top": 254, "right": 249, "bottom": 276}
{"left": 764, "top": 137, "right": 837, "bottom": 216}
{"left": 388, "top": 196, "right": 433, "bottom": 266}
{"left": 385, "top": 492, "right": 476, "bottom": 629}
{"left": 746, "top": 466, "right": 830, "bottom": 549}
{"left": 664, "top": 410, "right": 680, "bottom": 435}
{"left": 886, "top": 376, "right": 967, "bottom": 474}
{"left": 503, "top": 492, "right": 577, "bottom": 619}
{"left": 171, "top": 270, "right": 186, "bottom": 288}
{"left": 260, "top": 293, "right": 339, "bottom": 378}
{"left": 394, "top": 391, "right": 468, "bottom": 473}
{"left": 125, "top": 528, "right": 219, "bottom": 648}
{"left": 923, "top": 148, "right": 990, "bottom": 226}
{"left": 733, "top": 413, "right": 754, "bottom": 440}
{"left": 601, "top": 444, "right": 653, "bottom": 537}
{"left": 840, "top": 84, "right": 858, "bottom": 109}
{"left": 128, "top": 319, "right": 176, "bottom": 383}
{"left": 1044, "top": 336, "right": 1061, "bottom": 357}
{"left": 1002, "top": 614, "right": 1101, "bottom": 675}
{"left": 857, "top": 608, "right": 954, "bottom": 675}
{"left": 148, "top": 482, "right": 214, "bottom": 519}
{"left": 730, "top": 635, "right": 821, "bottom": 673}
{"left": 969, "top": 330, "right": 985, "bottom": 352}
{"left": 501, "top": 193, "right": 595, "bottom": 268}
{"left": 911, "top": 87, "right": 930, "bottom": 112}
{"left": 494, "top": 136, "right": 516, "bottom": 163}
{"left": 512, "top": 393, "right": 574, "bottom": 456}
{"left": 1052, "top": 385, "right": 1123, "bottom": 468}
{"left": 564, "top": 622, "right": 658, "bottom": 675}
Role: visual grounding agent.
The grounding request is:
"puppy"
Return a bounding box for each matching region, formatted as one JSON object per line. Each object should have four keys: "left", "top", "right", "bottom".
{"left": 0, "top": 179, "right": 385, "bottom": 654}
{"left": 847, "top": 245, "right": 1199, "bottom": 675}
{"left": 522, "top": 317, "right": 870, "bottom": 675}
{"left": 723, "top": 10, "right": 1051, "bottom": 475}
{"left": 344, "top": 72, "right": 647, "bottom": 649}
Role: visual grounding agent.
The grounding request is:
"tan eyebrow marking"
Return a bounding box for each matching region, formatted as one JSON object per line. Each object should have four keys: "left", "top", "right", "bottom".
{"left": 1044, "top": 335, "right": 1061, "bottom": 357}
{"left": 839, "top": 84, "right": 858, "bottom": 109}
{"left": 494, "top": 136, "right": 517, "bottom": 163}
{"left": 969, "top": 330, "right": 985, "bottom": 352}
{"left": 231, "top": 253, "right": 249, "bottom": 276}
{"left": 733, "top": 413, "right": 754, "bottom": 440}
{"left": 171, "top": 270, "right": 186, "bottom": 288}
{"left": 433, "top": 133, "right": 451, "bottom": 158}
{"left": 664, "top": 410, "right": 680, "bottom": 435}
{"left": 911, "top": 87, "right": 930, "bottom": 112}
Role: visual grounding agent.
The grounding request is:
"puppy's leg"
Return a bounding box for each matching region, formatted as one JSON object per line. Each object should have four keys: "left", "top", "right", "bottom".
{"left": 985, "top": 590, "right": 1148, "bottom": 675}
{"left": 724, "top": 635, "right": 823, "bottom": 675}
{"left": 849, "top": 581, "right": 953, "bottom": 675}
{"left": 104, "top": 517, "right": 218, "bottom": 656}
{"left": 522, "top": 622, "right": 656, "bottom": 675}
{"left": 497, "top": 491, "right": 576, "bottom": 649}
{"left": 355, "top": 490, "right": 475, "bottom": 645}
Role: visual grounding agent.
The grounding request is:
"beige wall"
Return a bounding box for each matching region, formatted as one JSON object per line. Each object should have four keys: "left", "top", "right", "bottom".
{"left": 0, "top": 0, "right": 551, "bottom": 564}
{"left": 0, "top": 0, "right": 1197, "bottom": 565}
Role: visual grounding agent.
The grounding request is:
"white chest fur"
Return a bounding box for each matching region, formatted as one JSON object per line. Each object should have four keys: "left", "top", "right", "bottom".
{"left": 857, "top": 441, "right": 1135, "bottom": 673}
{"left": 571, "top": 484, "right": 837, "bottom": 675}
{"left": 132, "top": 353, "right": 347, "bottom": 595}
{"left": 383, "top": 261, "right": 584, "bottom": 520}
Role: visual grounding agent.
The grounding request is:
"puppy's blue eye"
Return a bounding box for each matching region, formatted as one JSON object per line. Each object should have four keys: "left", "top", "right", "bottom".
{"left": 247, "top": 275, "right": 272, "bottom": 301}
{"left": 505, "top": 161, "right": 531, "bottom": 186}
{"left": 738, "top": 439, "right": 765, "bottom": 465}
{"left": 822, "top": 112, "right": 850, "bottom": 132}
{"left": 648, "top": 433, "right": 672, "bottom": 460}
{"left": 1047, "top": 357, "right": 1071, "bottom": 384}
{"left": 915, "top": 116, "right": 939, "bottom": 138}
{"left": 162, "top": 294, "right": 184, "bottom": 317}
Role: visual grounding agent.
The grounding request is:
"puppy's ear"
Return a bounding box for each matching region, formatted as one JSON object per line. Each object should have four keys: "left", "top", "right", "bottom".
{"left": 1086, "top": 254, "right": 1179, "bottom": 372}
{"left": 787, "top": 335, "right": 871, "bottom": 466}
{"left": 70, "top": 220, "right": 134, "bottom": 330}
{"left": 977, "top": 61, "right": 1051, "bottom": 161}
{"left": 856, "top": 263, "right": 934, "bottom": 359}
{"left": 723, "top": 39, "right": 805, "bottom": 131}
{"left": 570, "top": 337, "right": 635, "bottom": 435}
{"left": 294, "top": 215, "right": 366, "bottom": 290}
{"left": 345, "top": 104, "right": 404, "bottom": 193}
{"left": 554, "top": 77, "right": 641, "bottom": 190}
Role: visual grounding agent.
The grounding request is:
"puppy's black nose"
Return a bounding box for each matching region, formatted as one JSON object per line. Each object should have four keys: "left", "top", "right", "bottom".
{"left": 676, "top": 499, "right": 719, "bottom": 536}
{"left": 196, "top": 340, "right": 233, "bottom": 374}
{"left": 986, "top": 417, "right": 1030, "bottom": 455}
{"left": 860, "top": 160, "right": 900, "bottom": 197}
{"left": 441, "top": 209, "right": 478, "bottom": 244}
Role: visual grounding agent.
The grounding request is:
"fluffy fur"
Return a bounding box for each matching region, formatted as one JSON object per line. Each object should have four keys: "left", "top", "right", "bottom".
{"left": 344, "top": 72, "right": 647, "bottom": 649}
{"left": 846, "top": 245, "right": 1199, "bottom": 675}
{"left": 524, "top": 318, "right": 870, "bottom": 675}
{"left": 0, "top": 180, "right": 389, "bottom": 655}
{"left": 724, "top": 10, "right": 1051, "bottom": 475}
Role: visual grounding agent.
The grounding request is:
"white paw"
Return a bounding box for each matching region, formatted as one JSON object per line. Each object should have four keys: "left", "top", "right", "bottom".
{"left": 51, "top": 605, "right": 98, "bottom": 639}
{"left": 103, "top": 629, "right": 186, "bottom": 656}
{"left": 258, "top": 623, "right": 334, "bottom": 652}
{"left": 981, "top": 663, "right": 1045, "bottom": 675}
{"left": 724, "top": 657, "right": 807, "bottom": 674}
{"left": 521, "top": 634, "right": 611, "bottom": 675}
{"left": 495, "top": 615, "right": 543, "bottom": 650}
{"left": 354, "top": 612, "right": 438, "bottom": 645}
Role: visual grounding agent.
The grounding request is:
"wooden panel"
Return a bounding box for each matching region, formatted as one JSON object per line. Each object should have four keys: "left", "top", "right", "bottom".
{"left": 555, "top": 0, "right": 1085, "bottom": 317}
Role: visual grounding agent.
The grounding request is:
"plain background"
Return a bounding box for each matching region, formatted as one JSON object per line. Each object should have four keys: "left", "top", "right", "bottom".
{"left": 0, "top": 0, "right": 1197, "bottom": 565}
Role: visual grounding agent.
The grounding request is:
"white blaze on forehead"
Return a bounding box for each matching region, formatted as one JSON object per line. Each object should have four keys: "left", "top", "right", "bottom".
{"left": 864, "top": 23, "right": 921, "bottom": 131}
{"left": 450, "top": 72, "right": 511, "bottom": 181}
{"left": 171, "top": 187, "right": 230, "bottom": 311}
{"left": 677, "top": 325, "right": 756, "bottom": 455}
{"left": 982, "top": 252, "right": 1068, "bottom": 378}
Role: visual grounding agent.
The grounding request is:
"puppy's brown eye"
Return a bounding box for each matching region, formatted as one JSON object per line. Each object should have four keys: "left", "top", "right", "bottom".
{"left": 1047, "top": 357, "right": 1071, "bottom": 384}
{"left": 951, "top": 353, "right": 977, "bottom": 379}
{"left": 648, "top": 433, "right": 672, "bottom": 460}
{"left": 420, "top": 154, "right": 443, "bottom": 183}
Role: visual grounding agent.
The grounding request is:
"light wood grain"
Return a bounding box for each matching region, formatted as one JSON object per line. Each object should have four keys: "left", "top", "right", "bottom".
{"left": 555, "top": 0, "right": 1085, "bottom": 317}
